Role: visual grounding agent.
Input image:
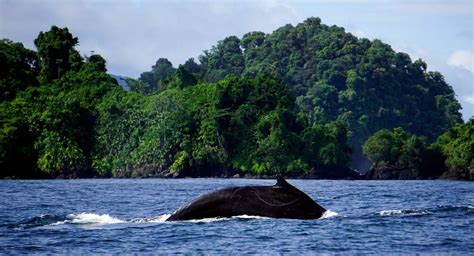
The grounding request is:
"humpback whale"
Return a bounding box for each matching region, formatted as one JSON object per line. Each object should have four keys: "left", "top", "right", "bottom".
{"left": 166, "top": 176, "right": 326, "bottom": 221}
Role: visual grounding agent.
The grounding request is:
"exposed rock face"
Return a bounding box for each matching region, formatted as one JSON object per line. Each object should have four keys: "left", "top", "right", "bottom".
{"left": 302, "top": 167, "right": 364, "bottom": 180}
{"left": 365, "top": 163, "right": 473, "bottom": 180}
{"left": 365, "top": 165, "right": 440, "bottom": 180}
{"left": 365, "top": 166, "right": 420, "bottom": 180}
{"left": 438, "top": 169, "right": 471, "bottom": 181}
{"left": 222, "top": 167, "right": 364, "bottom": 180}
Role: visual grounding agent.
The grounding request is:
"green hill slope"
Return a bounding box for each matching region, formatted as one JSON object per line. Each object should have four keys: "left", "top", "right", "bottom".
{"left": 177, "top": 17, "right": 463, "bottom": 171}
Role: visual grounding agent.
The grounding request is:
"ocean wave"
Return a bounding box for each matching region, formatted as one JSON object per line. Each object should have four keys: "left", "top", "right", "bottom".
{"left": 379, "top": 205, "right": 473, "bottom": 217}
{"left": 51, "top": 213, "right": 125, "bottom": 226}
{"left": 233, "top": 215, "right": 270, "bottom": 220}
{"left": 181, "top": 213, "right": 334, "bottom": 222}
{"left": 50, "top": 213, "right": 173, "bottom": 226}
{"left": 129, "top": 214, "right": 171, "bottom": 223}
{"left": 185, "top": 217, "right": 231, "bottom": 223}
{"left": 436, "top": 205, "right": 474, "bottom": 213}
{"left": 11, "top": 209, "right": 342, "bottom": 229}
{"left": 179, "top": 215, "right": 269, "bottom": 223}
{"left": 320, "top": 210, "right": 338, "bottom": 219}
{"left": 379, "top": 209, "right": 431, "bottom": 216}
{"left": 8, "top": 214, "right": 66, "bottom": 229}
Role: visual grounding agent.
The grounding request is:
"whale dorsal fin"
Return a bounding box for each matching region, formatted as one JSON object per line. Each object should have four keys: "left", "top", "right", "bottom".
{"left": 274, "top": 175, "right": 292, "bottom": 189}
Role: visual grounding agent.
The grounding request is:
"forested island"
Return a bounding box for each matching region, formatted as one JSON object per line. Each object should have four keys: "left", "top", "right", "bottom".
{"left": 1, "top": 18, "right": 472, "bottom": 180}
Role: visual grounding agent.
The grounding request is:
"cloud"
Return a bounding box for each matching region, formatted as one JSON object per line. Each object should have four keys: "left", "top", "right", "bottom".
{"left": 448, "top": 50, "right": 474, "bottom": 73}
{"left": 442, "top": 66, "right": 474, "bottom": 119}
{"left": 0, "top": 0, "right": 301, "bottom": 77}
{"left": 1, "top": 0, "right": 472, "bottom": 120}
{"left": 464, "top": 95, "right": 474, "bottom": 105}
{"left": 392, "top": 43, "right": 428, "bottom": 62}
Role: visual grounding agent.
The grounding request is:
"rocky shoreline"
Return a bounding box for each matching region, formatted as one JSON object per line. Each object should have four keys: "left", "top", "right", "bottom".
{"left": 3, "top": 166, "right": 471, "bottom": 180}
{"left": 365, "top": 165, "right": 471, "bottom": 181}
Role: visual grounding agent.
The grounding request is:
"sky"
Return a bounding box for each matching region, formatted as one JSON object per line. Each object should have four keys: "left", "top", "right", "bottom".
{"left": 1, "top": 0, "right": 473, "bottom": 120}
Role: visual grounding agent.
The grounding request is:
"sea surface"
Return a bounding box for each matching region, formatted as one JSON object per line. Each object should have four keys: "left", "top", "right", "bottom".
{"left": 0, "top": 179, "right": 472, "bottom": 254}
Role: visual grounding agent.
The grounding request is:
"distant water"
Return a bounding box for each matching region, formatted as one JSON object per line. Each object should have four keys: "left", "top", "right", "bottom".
{"left": 1, "top": 179, "right": 472, "bottom": 254}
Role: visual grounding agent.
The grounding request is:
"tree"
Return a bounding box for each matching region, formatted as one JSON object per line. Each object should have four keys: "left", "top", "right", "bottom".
{"left": 127, "top": 78, "right": 152, "bottom": 95}
{"left": 0, "top": 93, "right": 39, "bottom": 178}
{"left": 200, "top": 36, "right": 244, "bottom": 82}
{"left": 302, "top": 121, "right": 351, "bottom": 168}
{"left": 363, "top": 127, "right": 446, "bottom": 179}
{"left": 0, "top": 20, "right": 466, "bottom": 179}
{"left": 241, "top": 31, "right": 265, "bottom": 50}
{"left": 168, "top": 66, "right": 197, "bottom": 89}
{"left": 35, "top": 130, "right": 86, "bottom": 177}
{"left": 34, "top": 26, "right": 80, "bottom": 82}
{"left": 197, "top": 17, "right": 462, "bottom": 171}
{"left": 436, "top": 119, "right": 474, "bottom": 180}
{"left": 182, "top": 58, "right": 201, "bottom": 74}
{"left": 88, "top": 54, "right": 107, "bottom": 72}
{"left": 138, "top": 58, "right": 176, "bottom": 94}
{"left": 363, "top": 128, "right": 406, "bottom": 165}
{"left": 0, "top": 39, "right": 39, "bottom": 101}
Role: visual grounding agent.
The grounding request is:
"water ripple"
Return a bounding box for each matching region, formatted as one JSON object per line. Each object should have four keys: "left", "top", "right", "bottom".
{"left": 1, "top": 179, "right": 473, "bottom": 254}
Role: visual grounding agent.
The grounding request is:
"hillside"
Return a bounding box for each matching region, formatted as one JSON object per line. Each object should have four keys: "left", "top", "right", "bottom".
{"left": 137, "top": 17, "right": 463, "bottom": 171}
{"left": 1, "top": 19, "right": 470, "bottom": 180}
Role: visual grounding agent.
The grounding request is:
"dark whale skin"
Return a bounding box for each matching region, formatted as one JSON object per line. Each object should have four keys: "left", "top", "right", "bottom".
{"left": 166, "top": 176, "right": 326, "bottom": 221}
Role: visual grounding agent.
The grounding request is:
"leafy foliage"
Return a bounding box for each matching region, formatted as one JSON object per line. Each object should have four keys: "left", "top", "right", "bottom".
{"left": 196, "top": 17, "right": 462, "bottom": 170}
{"left": 34, "top": 26, "right": 81, "bottom": 82}
{"left": 168, "top": 66, "right": 197, "bottom": 89}
{"left": 136, "top": 58, "right": 176, "bottom": 94}
{"left": 435, "top": 119, "right": 474, "bottom": 180}
{"left": 92, "top": 74, "right": 351, "bottom": 177}
{"left": 0, "top": 21, "right": 468, "bottom": 179}
{"left": 1, "top": 26, "right": 120, "bottom": 177}
{"left": 363, "top": 127, "right": 470, "bottom": 180}
{"left": 0, "top": 39, "right": 39, "bottom": 101}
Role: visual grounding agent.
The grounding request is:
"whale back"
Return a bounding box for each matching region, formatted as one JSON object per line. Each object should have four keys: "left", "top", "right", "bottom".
{"left": 166, "top": 176, "right": 326, "bottom": 221}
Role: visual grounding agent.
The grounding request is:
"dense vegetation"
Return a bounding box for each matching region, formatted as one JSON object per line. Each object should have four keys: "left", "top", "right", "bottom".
{"left": 0, "top": 19, "right": 471, "bottom": 180}
{"left": 363, "top": 121, "right": 473, "bottom": 180}
{"left": 135, "top": 17, "right": 462, "bottom": 171}
{"left": 0, "top": 25, "right": 351, "bottom": 178}
{"left": 363, "top": 128, "right": 446, "bottom": 179}
{"left": 435, "top": 120, "right": 474, "bottom": 179}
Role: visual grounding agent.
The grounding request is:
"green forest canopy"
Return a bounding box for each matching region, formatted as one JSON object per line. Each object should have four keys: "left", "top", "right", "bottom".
{"left": 0, "top": 18, "right": 471, "bottom": 179}
{"left": 135, "top": 17, "right": 463, "bottom": 171}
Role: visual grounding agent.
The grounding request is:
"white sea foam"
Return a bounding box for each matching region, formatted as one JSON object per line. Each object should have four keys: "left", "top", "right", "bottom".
{"left": 180, "top": 214, "right": 270, "bottom": 223}
{"left": 130, "top": 214, "right": 171, "bottom": 223}
{"left": 320, "top": 210, "right": 338, "bottom": 219}
{"left": 233, "top": 215, "right": 270, "bottom": 220}
{"left": 67, "top": 213, "right": 125, "bottom": 224}
{"left": 379, "top": 209, "right": 430, "bottom": 216}
{"left": 51, "top": 213, "right": 125, "bottom": 226}
{"left": 48, "top": 210, "right": 340, "bottom": 227}
{"left": 379, "top": 209, "right": 403, "bottom": 216}
{"left": 186, "top": 217, "right": 229, "bottom": 223}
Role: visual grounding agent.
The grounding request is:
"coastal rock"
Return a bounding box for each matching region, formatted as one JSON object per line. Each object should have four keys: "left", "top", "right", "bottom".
{"left": 365, "top": 165, "right": 420, "bottom": 180}
{"left": 438, "top": 169, "right": 471, "bottom": 181}
{"left": 303, "top": 167, "right": 363, "bottom": 180}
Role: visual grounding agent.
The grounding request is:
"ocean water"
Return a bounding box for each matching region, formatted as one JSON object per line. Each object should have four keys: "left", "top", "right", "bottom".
{"left": 0, "top": 179, "right": 472, "bottom": 254}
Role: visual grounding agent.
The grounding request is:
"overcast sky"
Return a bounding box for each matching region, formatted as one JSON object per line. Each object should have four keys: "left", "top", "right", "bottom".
{"left": 1, "top": 0, "right": 473, "bottom": 120}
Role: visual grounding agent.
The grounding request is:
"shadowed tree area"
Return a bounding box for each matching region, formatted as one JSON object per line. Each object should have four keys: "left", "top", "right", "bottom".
{"left": 0, "top": 39, "right": 39, "bottom": 102}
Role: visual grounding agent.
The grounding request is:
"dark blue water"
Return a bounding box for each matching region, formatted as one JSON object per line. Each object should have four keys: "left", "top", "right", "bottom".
{"left": 0, "top": 179, "right": 472, "bottom": 254}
